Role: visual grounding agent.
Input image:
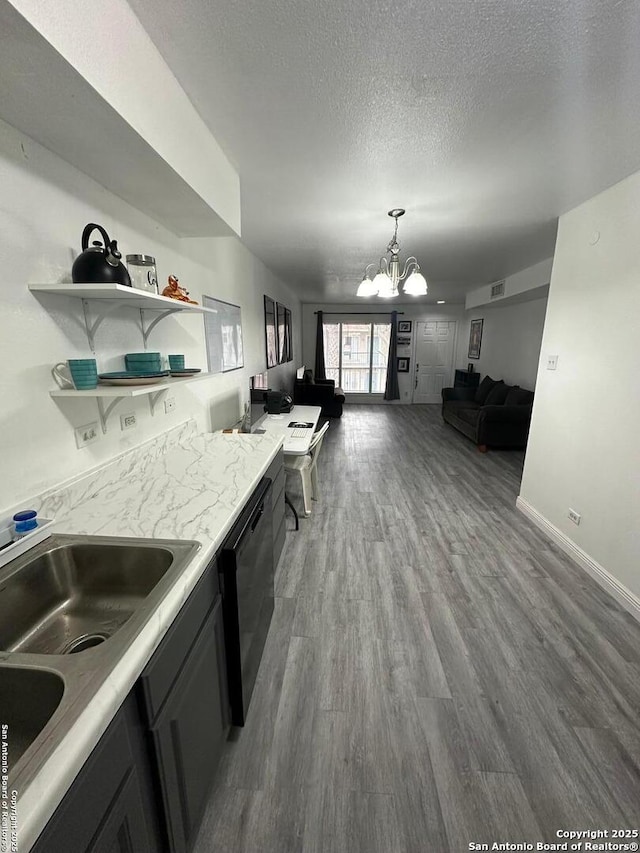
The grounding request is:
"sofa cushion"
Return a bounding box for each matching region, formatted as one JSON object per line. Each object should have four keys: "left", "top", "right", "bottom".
{"left": 505, "top": 387, "right": 534, "bottom": 406}
{"left": 485, "top": 381, "right": 510, "bottom": 406}
{"left": 475, "top": 375, "right": 497, "bottom": 404}
{"left": 445, "top": 400, "right": 480, "bottom": 413}
{"left": 456, "top": 407, "right": 481, "bottom": 427}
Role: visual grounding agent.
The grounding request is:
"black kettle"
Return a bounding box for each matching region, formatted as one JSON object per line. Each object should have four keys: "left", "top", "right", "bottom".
{"left": 72, "top": 223, "right": 132, "bottom": 287}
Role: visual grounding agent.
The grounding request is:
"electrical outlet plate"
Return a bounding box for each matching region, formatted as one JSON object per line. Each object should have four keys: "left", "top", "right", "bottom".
{"left": 75, "top": 422, "right": 99, "bottom": 448}
{"left": 164, "top": 398, "right": 176, "bottom": 414}
{"left": 568, "top": 508, "right": 581, "bottom": 525}
{"left": 120, "top": 413, "right": 137, "bottom": 431}
{"left": 547, "top": 355, "right": 559, "bottom": 370}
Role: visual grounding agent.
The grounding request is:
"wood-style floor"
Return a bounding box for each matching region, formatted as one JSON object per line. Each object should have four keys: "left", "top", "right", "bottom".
{"left": 194, "top": 404, "right": 640, "bottom": 853}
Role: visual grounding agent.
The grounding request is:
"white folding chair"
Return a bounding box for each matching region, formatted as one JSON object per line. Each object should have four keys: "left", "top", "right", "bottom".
{"left": 284, "top": 421, "right": 330, "bottom": 517}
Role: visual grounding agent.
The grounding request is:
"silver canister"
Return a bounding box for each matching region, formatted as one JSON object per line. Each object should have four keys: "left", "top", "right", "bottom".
{"left": 126, "top": 254, "right": 158, "bottom": 294}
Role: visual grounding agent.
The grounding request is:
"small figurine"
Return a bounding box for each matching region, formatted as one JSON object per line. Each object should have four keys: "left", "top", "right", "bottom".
{"left": 162, "top": 274, "right": 198, "bottom": 304}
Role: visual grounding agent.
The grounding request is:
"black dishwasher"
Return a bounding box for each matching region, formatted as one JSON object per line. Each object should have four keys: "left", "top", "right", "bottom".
{"left": 219, "top": 477, "right": 274, "bottom": 725}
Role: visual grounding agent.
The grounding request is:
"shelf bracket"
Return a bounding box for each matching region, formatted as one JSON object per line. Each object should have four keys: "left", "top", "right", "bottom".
{"left": 82, "top": 299, "right": 125, "bottom": 352}
{"left": 148, "top": 388, "right": 168, "bottom": 417}
{"left": 96, "top": 397, "right": 124, "bottom": 434}
{"left": 140, "top": 307, "right": 181, "bottom": 348}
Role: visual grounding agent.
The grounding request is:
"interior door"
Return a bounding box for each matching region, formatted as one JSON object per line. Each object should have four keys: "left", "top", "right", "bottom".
{"left": 412, "top": 321, "right": 456, "bottom": 404}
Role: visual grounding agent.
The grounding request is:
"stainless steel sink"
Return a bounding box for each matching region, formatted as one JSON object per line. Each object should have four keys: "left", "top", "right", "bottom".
{"left": 0, "top": 666, "right": 64, "bottom": 774}
{"left": 0, "top": 533, "right": 200, "bottom": 796}
{"left": 0, "top": 540, "right": 176, "bottom": 654}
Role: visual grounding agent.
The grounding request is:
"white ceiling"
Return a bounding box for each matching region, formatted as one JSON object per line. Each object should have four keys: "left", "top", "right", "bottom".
{"left": 128, "top": 0, "right": 640, "bottom": 304}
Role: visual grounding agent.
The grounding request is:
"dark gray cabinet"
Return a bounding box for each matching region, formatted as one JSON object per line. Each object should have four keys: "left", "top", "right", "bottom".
{"left": 31, "top": 693, "right": 162, "bottom": 853}
{"left": 138, "top": 557, "right": 228, "bottom": 853}
{"left": 33, "top": 555, "right": 228, "bottom": 853}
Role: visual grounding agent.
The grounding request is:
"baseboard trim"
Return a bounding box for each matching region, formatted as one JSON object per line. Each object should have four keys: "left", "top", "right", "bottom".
{"left": 516, "top": 496, "right": 640, "bottom": 623}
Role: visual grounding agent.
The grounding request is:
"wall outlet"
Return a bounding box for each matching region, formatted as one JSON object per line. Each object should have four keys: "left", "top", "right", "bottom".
{"left": 547, "top": 355, "right": 559, "bottom": 370}
{"left": 568, "top": 508, "right": 581, "bottom": 525}
{"left": 120, "top": 413, "right": 137, "bottom": 431}
{"left": 75, "top": 422, "right": 100, "bottom": 449}
{"left": 164, "top": 398, "right": 176, "bottom": 414}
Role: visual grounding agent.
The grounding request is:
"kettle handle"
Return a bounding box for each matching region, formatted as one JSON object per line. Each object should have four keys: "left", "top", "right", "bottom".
{"left": 81, "top": 223, "right": 112, "bottom": 252}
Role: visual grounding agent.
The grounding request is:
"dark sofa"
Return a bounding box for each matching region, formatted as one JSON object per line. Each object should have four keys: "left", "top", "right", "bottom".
{"left": 441, "top": 375, "right": 534, "bottom": 451}
{"left": 294, "top": 371, "right": 345, "bottom": 418}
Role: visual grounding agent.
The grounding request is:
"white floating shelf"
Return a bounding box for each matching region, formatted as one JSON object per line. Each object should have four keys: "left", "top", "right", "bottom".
{"left": 29, "top": 283, "right": 217, "bottom": 314}
{"left": 50, "top": 373, "right": 213, "bottom": 432}
{"left": 29, "top": 283, "right": 217, "bottom": 349}
{"left": 50, "top": 373, "right": 212, "bottom": 398}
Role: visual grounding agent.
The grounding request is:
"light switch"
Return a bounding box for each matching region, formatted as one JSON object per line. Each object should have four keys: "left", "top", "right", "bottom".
{"left": 547, "top": 355, "right": 558, "bottom": 370}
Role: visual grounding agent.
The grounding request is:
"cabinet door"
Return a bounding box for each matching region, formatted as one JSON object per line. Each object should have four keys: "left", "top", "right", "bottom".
{"left": 31, "top": 695, "right": 160, "bottom": 853}
{"left": 150, "top": 597, "right": 226, "bottom": 853}
{"left": 88, "top": 768, "right": 153, "bottom": 853}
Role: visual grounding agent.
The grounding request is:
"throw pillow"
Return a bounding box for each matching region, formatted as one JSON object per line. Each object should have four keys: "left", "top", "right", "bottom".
{"left": 474, "top": 375, "right": 497, "bottom": 405}
{"left": 505, "top": 387, "right": 533, "bottom": 406}
{"left": 485, "top": 381, "right": 510, "bottom": 406}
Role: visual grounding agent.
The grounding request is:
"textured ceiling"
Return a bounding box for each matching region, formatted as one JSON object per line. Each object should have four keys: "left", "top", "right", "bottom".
{"left": 128, "top": 0, "right": 640, "bottom": 303}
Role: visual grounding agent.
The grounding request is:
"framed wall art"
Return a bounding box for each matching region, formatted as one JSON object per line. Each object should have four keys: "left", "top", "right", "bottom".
{"left": 277, "top": 302, "right": 287, "bottom": 364}
{"left": 398, "top": 320, "right": 412, "bottom": 333}
{"left": 264, "top": 295, "right": 277, "bottom": 368}
{"left": 203, "top": 296, "right": 244, "bottom": 373}
{"left": 468, "top": 319, "right": 484, "bottom": 359}
{"left": 397, "top": 357, "right": 410, "bottom": 373}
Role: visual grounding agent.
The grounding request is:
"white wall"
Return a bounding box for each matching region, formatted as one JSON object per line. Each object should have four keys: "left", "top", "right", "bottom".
{"left": 466, "top": 257, "right": 553, "bottom": 309}
{"left": 301, "top": 302, "right": 465, "bottom": 403}
{"left": 7, "top": 0, "right": 241, "bottom": 235}
{"left": 456, "top": 296, "right": 548, "bottom": 389}
{"left": 520, "top": 170, "right": 640, "bottom": 601}
{"left": 0, "top": 117, "right": 299, "bottom": 512}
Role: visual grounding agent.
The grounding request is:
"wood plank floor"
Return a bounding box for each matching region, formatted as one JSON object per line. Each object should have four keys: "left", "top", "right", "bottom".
{"left": 194, "top": 405, "right": 640, "bottom": 853}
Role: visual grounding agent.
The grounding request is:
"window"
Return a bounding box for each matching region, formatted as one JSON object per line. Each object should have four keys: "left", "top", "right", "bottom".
{"left": 323, "top": 321, "right": 391, "bottom": 393}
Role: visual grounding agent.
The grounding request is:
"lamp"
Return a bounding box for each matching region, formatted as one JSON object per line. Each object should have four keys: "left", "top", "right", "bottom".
{"left": 357, "top": 209, "right": 428, "bottom": 298}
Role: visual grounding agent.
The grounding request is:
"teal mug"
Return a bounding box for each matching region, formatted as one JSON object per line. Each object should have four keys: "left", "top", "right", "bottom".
{"left": 168, "top": 354, "right": 185, "bottom": 370}
{"left": 53, "top": 359, "right": 98, "bottom": 390}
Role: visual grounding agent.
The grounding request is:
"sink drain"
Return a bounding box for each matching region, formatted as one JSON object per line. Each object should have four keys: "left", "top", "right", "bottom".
{"left": 61, "top": 633, "right": 109, "bottom": 654}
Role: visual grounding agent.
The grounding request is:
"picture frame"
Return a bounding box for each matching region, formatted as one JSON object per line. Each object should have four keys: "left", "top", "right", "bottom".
{"left": 277, "top": 302, "right": 287, "bottom": 364}
{"left": 397, "top": 335, "right": 411, "bottom": 347}
{"left": 397, "top": 357, "right": 410, "bottom": 373}
{"left": 284, "top": 308, "right": 293, "bottom": 362}
{"left": 264, "top": 296, "right": 277, "bottom": 368}
{"left": 203, "top": 296, "right": 244, "bottom": 373}
{"left": 398, "top": 320, "right": 412, "bottom": 333}
{"left": 468, "top": 318, "right": 484, "bottom": 359}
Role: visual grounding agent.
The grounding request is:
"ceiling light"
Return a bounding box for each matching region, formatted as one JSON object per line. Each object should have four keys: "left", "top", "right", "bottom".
{"left": 437, "top": 300, "right": 445, "bottom": 304}
{"left": 357, "top": 209, "right": 427, "bottom": 298}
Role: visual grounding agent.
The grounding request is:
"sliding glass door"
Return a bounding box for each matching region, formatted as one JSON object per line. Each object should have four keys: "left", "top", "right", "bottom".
{"left": 323, "top": 321, "right": 391, "bottom": 393}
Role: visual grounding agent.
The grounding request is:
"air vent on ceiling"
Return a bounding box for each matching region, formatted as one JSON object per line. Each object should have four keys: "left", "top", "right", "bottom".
{"left": 490, "top": 280, "right": 506, "bottom": 299}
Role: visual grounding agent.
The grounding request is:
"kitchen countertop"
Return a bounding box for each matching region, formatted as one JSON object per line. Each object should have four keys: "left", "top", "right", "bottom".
{"left": 8, "top": 424, "right": 284, "bottom": 853}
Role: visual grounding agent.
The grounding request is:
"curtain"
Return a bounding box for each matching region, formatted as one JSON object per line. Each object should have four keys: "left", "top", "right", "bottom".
{"left": 314, "top": 310, "right": 326, "bottom": 380}
{"left": 384, "top": 310, "right": 400, "bottom": 400}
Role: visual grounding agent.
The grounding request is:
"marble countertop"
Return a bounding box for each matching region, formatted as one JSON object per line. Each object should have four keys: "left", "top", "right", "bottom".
{"left": 11, "top": 425, "right": 284, "bottom": 853}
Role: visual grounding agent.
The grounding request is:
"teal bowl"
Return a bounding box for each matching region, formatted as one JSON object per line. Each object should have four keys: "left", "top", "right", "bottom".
{"left": 125, "top": 352, "right": 160, "bottom": 361}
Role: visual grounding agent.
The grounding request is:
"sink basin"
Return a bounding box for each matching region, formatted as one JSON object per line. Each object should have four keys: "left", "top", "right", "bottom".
{"left": 0, "top": 540, "right": 176, "bottom": 654}
{"left": 0, "top": 666, "right": 64, "bottom": 773}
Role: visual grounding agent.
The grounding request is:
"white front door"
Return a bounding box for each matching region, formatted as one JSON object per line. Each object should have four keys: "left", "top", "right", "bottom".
{"left": 412, "top": 321, "right": 457, "bottom": 404}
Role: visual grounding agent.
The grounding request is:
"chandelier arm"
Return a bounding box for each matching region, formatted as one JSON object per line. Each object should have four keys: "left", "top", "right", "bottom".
{"left": 399, "top": 256, "right": 420, "bottom": 281}
{"left": 379, "top": 256, "right": 390, "bottom": 277}
{"left": 364, "top": 262, "right": 377, "bottom": 278}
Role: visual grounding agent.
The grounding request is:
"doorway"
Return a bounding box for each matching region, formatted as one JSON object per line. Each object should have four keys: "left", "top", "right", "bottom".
{"left": 412, "top": 321, "right": 457, "bottom": 404}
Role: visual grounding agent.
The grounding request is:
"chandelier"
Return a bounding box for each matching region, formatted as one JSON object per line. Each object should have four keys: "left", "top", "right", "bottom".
{"left": 357, "top": 209, "right": 428, "bottom": 298}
